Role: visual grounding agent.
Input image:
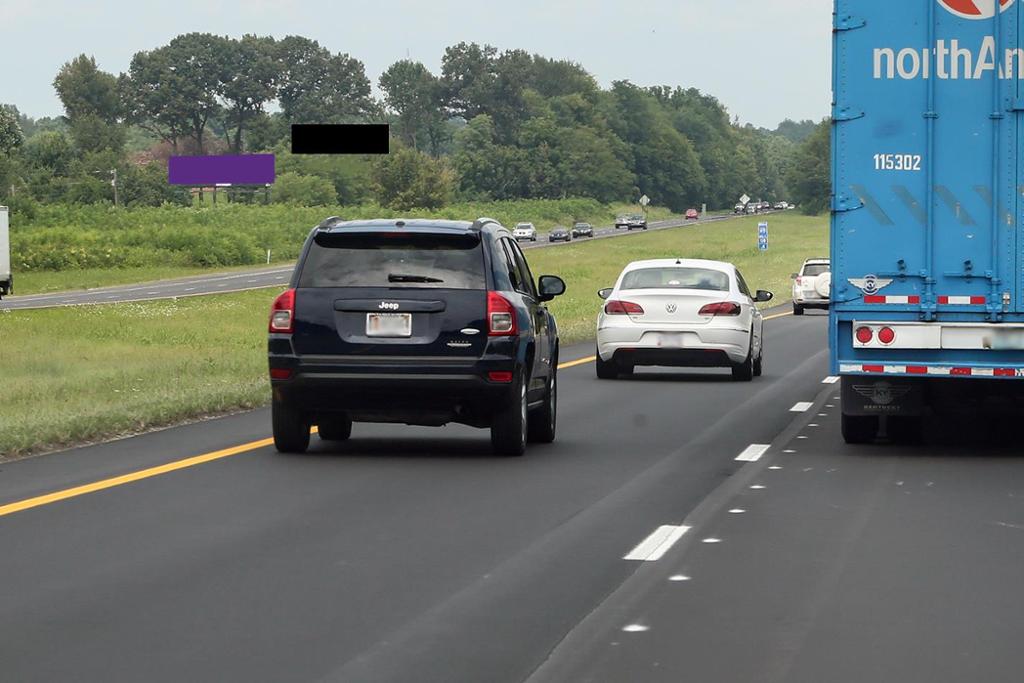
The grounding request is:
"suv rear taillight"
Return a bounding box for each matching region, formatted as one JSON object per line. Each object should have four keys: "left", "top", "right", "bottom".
{"left": 269, "top": 289, "right": 295, "bottom": 333}
{"left": 698, "top": 302, "right": 741, "bottom": 316}
{"left": 604, "top": 300, "right": 644, "bottom": 315}
{"left": 488, "top": 291, "right": 517, "bottom": 336}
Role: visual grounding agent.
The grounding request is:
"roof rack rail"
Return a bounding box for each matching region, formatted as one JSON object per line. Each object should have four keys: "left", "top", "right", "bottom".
{"left": 316, "top": 216, "right": 345, "bottom": 229}
{"left": 471, "top": 216, "right": 501, "bottom": 231}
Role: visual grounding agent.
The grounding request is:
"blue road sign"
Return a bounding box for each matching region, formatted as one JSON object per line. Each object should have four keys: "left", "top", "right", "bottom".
{"left": 757, "top": 222, "right": 768, "bottom": 251}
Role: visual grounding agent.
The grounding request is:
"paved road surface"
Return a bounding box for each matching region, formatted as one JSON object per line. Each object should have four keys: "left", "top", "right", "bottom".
{"left": 4, "top": 312, "right": 1017, "bottom": 682}
{"left": 0, "top": 212, "right": 744, "bottom": 311}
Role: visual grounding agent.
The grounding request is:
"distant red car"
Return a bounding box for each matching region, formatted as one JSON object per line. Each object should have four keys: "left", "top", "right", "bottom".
{"left": 685, "top": 208, "right": 699, "bottom": 220}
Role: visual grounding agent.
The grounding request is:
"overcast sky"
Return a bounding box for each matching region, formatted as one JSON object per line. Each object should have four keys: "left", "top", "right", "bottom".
{"left": 0, "top": 0, "right": 831, "bottom": 129}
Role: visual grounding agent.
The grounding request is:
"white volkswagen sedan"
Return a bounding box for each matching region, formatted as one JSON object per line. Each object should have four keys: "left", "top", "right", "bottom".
{"left": 595, "top": 259, "right": 773, "bottom": 381}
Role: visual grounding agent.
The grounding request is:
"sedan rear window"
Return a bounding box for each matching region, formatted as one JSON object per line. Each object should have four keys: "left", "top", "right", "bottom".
{"left": 621, "top": 267, "right": 730, "bottom": 292}
{"left": 299, "top": 232, "right": 486, "bottom": 289}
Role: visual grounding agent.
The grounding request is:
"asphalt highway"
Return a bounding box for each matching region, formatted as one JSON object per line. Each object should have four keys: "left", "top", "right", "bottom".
{"left": 7, "top": 312, "right": 1014, "bottom": 682}
{"left": 0, "top": 212, "right": 746, "bottom": 311}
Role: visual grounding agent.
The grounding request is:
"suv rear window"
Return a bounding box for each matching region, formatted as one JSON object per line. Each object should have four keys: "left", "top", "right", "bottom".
{"left": 802, "top": 263, "right": 830, "bottom": 277}
{"left": 299, "top": 232, "right": 486, "bottom": 289}
{"left": 621, "top": 267, "right": 730, "bottom": 291}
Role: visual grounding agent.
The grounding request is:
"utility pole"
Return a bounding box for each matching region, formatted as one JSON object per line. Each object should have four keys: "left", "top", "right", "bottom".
{"left": 111, "top": 168, "right": 119, "bottom": 207}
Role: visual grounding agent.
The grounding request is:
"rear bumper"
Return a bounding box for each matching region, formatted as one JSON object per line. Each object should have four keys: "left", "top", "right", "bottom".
{"left": 269, "top": 354, "right": 517, "bottom": 426}
{"left": 597, "top": 324, "right": 749, "bottom": 365}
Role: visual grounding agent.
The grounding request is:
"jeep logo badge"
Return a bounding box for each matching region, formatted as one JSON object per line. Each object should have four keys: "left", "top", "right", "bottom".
{"left": 378, "top": 301, "right": 400, "bottom": 310}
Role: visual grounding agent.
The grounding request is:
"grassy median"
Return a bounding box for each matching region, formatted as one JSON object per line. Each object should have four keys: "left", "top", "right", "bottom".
{"left": 0, "top": 212, "right": 826, "bottom": 458}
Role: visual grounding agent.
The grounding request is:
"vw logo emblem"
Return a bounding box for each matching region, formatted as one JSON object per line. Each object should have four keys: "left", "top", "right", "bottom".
{"left": 666, "top": 303, "right": 678, "bottom": 313}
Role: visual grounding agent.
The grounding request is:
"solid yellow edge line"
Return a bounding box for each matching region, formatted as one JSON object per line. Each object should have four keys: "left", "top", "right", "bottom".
{"left": 764, "top": 311, "right": 793, "bottom": 321}
{"left": 0, "top": 436, "right": 274, "bottom": 518}
{"left": 558, "top": 356, "right": 596, "bottom": 369}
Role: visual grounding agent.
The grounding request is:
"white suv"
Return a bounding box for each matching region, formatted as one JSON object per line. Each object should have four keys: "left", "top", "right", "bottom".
{"left": 513, "top": 223, "right": 537, "bottom": 241}
{"left": 791, "top": 258, "right": 831, "bottom": 315}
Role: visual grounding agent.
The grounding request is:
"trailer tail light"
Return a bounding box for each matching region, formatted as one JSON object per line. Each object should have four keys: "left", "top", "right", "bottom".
{"left": 269, "top": 288, "right": 295, "bottom": 333}
{"left": 855, "top": 326, "right": 874, "bottom": 344}
{"left": 270, "top": 368, "right": 293, "bottom": 380}
{"left": 604, "top": 300, "right": 645, "bottom": 315}
{"left": 487, "top": 371, "right": 513, "bottom": 383}
{"left": 487, "top": 291, "right": 517, "bottom": 336}
{"left": 877, "top": 326, "right": 896, "bottom": 345}
{"left": 698, "top": 302, "right": 742, "bottom": 316}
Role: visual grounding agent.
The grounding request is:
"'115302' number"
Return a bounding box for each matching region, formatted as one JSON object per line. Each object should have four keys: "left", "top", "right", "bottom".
{"left": 874, "top": 154, "right": 922, "bottom": 171}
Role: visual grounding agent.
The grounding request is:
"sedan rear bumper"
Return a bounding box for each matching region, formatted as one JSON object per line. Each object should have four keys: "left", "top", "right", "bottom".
{"left": 597, "top": 325, "right": 750, "bottom": 365}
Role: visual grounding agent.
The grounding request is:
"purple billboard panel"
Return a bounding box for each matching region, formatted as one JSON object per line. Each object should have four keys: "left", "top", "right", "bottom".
{"left": 168, "top": 154, "right": 276, "bottom": 185}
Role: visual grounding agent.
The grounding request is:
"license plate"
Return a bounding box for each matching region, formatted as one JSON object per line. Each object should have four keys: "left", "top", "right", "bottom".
{"left": 366, "top": 313, "right": 412, "bottom": 337}
{"left": 656, "top": 333, "right": 685, "bottom": 348}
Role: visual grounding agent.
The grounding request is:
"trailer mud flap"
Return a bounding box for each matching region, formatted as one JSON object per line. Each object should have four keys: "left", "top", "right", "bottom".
{"left": 841, "top": 376, "right": 923, "bottom": 417}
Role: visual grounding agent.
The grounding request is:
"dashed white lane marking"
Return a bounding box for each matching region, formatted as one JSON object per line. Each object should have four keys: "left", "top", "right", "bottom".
{"left": 736, "top": 444, "right": 770, "bottom": 462}
{"left": 768, "top": 465, "right": 783, "bottom": 470}
{"left": 797, "top": 435, "right": 809, "bottom": 440}
{"left": 818, "top": 412, "right": 828, "bottom": 417}
{"left": 728, "top": 508, "right": 745, "bottom": 514}
{"left": 247, "top": 279, "right": 258, "bottom": 283}
{"left": 808, "top": 423, "right": 819, "bottom": 427}
{"left": 749, "top": 485, "right": 767, "bottom": 490}
{"left": 823, "top": 376, "right": 840, "bottom": 384}
{"left": 790, "top": 402, "right": 813, "bottom": 412}
{"left": 783, "top": 449, "right": 797, "bottom": 454}
{"left": 184, "top": 287, "right": 196, "bottom": 291}
{"left": 669, "top": 575, "right": 691, "bottom": 582}
{"left": 147, "top": 291, "right": 159, "bottom": 295}
{"left": 702, "top": 537, "right": 722, "bottom": 544}
{"left": 622, "top": 624, "right": 649, "bottom": 633}
{"left": 623, "top": 525, "right": 691, "bottom": 562}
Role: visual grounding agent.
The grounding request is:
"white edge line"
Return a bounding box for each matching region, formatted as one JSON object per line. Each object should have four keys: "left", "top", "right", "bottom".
{"left": 735, "top": 444, "right": 770, "bottom": 462}
{"left": 623, "top": 525, "right": 691, "bottom": 562}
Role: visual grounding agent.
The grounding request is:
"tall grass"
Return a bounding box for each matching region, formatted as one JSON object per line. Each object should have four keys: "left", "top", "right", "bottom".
{"left": 11, "top": 200, "right": 673, "bottom": 273}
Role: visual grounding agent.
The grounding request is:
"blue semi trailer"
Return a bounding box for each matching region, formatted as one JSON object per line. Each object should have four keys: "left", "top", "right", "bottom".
{"left": 831, "top": 0, "right": 1024, "bottom": 442}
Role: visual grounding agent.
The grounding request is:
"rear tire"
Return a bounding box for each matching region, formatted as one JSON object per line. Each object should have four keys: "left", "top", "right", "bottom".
{"left": 753, "top": 346, "right": 764, "bottom": 377}
{"left": 732, "top": 334, "right": 755, "bottom": 381}
{"left": 842, "top": 413, "right": 879, "bottom": 444}
{"left": 595, "top": 350, "right": 619, "bottom": 379}
{"left": 317, "top": 415, "right": 352, "bottom": 441}
{"left": 273, "top": 399, "right": 310, "bottom": 453}
{"left": 793, "top": 303, "right": 804, "bottom": 316}
{"left": 528, "top": 364, "right": 557, "bottom": 444}
{"left": 491, "top": 375, "right": 528, "bottom": 456}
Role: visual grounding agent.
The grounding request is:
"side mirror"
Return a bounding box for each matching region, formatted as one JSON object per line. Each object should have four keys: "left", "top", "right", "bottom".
{"left": 755, "top": 290, "right": 774, "bottom": 303}
{"left": 597, "top": 287, "right": 613, "bottom": 300}
{"left": 790, "top": 273, "right": 799, "bottom": 279}
{"left": 538, "top": 275, "right": 566, "bottom": 302}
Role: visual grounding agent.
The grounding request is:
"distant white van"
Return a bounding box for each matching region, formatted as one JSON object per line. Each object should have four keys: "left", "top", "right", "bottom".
{"left": 0, "top": 206, "right": 11, "bottom": 298}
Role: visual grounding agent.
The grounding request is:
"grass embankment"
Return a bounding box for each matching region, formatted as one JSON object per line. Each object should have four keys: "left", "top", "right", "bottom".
{"left": 12, "top": 200, "right": 676, "bottom": 294}
{"left": 0, "top": 213, "right": 826, "bottom": 458}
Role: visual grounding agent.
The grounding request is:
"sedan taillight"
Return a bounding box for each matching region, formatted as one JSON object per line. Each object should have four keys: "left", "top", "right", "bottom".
{"left": 604, "top": 300, "right": 645, "bottom": 315}
{"left": 698, "top": 302, "right": 741, "bottom": 316}
{"left": 269, "top": 288, "right": 295, "bottom": 333}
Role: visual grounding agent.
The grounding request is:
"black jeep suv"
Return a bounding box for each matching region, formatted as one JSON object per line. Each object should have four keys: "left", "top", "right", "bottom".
{"left": 268, "top": 217, "right": 566, "bottom": 456}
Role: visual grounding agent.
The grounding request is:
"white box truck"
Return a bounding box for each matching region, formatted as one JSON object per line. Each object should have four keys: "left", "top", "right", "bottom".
{"left": 0, "top": 205, "right": 11, "bottom": 298}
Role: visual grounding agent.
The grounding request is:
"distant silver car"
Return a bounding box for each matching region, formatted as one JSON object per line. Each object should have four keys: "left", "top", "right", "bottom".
{"left": 791, "top": 258, "right": 831, "bottom": 315}
{"left": 595, "top": 258, "right": 773, "bottom": 381}
{"left": 513, "top": 222, "right": 537, "bottom": 241}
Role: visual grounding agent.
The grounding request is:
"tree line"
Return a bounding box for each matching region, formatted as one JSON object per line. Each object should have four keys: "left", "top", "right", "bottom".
{"left": 0, "top": 34, "right": 830, "bottom": 214}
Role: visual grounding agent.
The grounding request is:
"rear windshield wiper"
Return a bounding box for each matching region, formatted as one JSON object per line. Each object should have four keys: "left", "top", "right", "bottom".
{"left": 388, "top": 273, "right": 444, "bottom": 283}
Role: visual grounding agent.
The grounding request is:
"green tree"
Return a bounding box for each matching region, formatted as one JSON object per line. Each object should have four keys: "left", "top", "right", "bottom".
{"left": 122, "top": 34, "right": 226, "bottom": 153}
{"left": 219, "top": 35, "right": 279, "bottom": 153}
{"left": 786, "top": 119, "right": 831, "bottom": 214}
{"left": 0, "top": 106, "right": 24, "bottom": 154}
{"left": 275, "top": 36, "right": 375, "bottom": 124}
{"left": 373, "top": 144, "right": 455, "bottom": 210}
{"left": 441, "top": 42, "right": 498, "bottom": 121}
{"left": 451, "top": 115, "right": 528, "bottom": 200}
{"left": 379, "top": 60, "right": 446, "bottom": 153}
